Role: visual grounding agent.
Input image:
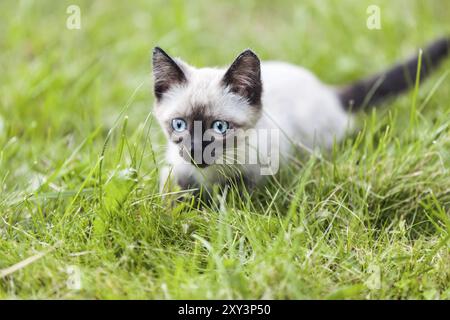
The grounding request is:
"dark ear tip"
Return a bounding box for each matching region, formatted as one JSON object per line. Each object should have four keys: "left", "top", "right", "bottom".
{"left": 153, "top": 46, "right": 164, "bottom": 55}
{"left": 152, "top": 47, "right": 174, "bottom": 65}
{"left": 240, "top": 49, "right": 260, "bottom": 60}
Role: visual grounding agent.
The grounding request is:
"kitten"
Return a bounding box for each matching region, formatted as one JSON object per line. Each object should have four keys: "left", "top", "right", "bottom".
{"left": 152, "top": 38, "right": 449, "bottom": 194}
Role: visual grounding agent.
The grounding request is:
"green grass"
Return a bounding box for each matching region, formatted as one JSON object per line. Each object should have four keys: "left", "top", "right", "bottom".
{"left": 1, "top": 0, "right": 450, "bottom": 299}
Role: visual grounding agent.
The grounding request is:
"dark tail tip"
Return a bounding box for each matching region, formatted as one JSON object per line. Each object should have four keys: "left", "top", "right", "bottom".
{"left": 339, "top": 37, "right": 450, "bottom": 112}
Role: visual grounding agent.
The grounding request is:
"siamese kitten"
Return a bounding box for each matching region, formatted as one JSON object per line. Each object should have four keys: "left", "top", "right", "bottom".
{"left": 152, "top": 38, "right": 449, "bottom": 194}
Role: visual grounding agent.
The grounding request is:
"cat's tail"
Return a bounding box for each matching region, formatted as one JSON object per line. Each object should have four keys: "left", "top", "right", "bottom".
{"left": 338, "top": 37, "right": 450, "bottom": 112}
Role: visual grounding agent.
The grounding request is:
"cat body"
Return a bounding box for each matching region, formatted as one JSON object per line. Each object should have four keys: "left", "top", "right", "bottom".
{"left": 152, "top": 38, "right": 449, "bottom": 193}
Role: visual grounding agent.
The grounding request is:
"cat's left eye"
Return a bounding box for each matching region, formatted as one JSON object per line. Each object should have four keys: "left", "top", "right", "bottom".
{"left": 172, "top": 118, "right": 187, "bottom": 132}
{"left": 211, "top": 120, "right": 229, "bottom": 134}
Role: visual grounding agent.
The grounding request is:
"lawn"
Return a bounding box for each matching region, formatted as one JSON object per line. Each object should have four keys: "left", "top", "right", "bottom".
{"left": 0, "top": 0, "right": 449, "bottom": 299}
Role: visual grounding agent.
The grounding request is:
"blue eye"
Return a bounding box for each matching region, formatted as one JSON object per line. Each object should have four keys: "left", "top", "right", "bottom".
{"left": 211, "top": 120, "right": 229, "bottom": 134}
{"left": 172, "top": 118, "right": 187, "bottom": 132}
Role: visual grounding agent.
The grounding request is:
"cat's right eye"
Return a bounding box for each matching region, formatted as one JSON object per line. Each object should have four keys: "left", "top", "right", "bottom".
{"left": 171, "top": 118, "right": 187, "bottom": 132}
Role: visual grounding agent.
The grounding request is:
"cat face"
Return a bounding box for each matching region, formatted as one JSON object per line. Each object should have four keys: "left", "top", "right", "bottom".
{"left": 152, "top": 47, "right": 262, "bottom": 168}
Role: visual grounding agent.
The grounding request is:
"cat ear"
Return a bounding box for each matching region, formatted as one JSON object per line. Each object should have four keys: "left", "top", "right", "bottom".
{"left": 152, "top": 47, "right": 187, "bottom": 100}
{"left": 222, "top": 49, "right": 262, "bottom": 105}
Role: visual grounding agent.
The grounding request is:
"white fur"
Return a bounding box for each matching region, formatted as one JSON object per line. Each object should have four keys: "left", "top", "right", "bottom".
{"left": 258, "top": 61, "right": 353, "bottom": 154}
